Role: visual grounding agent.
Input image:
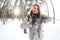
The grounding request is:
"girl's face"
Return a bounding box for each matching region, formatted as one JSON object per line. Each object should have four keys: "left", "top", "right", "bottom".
{"left": 32, "top": 6, "right": 38, "bottom": 14}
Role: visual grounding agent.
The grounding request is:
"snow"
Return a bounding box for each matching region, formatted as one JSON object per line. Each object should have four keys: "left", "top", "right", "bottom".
{"left": 0, "top": 18, "right": 29, "bottom": 40}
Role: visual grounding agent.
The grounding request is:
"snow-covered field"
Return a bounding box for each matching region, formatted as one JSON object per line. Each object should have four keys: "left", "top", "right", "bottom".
{"left": 0, "top": 18, "right": 29, "bottom": 40}
{"left": 0, "top": 18, "right": 60, "bottom": 40}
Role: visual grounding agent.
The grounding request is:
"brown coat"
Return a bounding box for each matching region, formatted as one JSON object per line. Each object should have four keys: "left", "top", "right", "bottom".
{"left": 20, "top": 14, "right": 51, "bottom": 40}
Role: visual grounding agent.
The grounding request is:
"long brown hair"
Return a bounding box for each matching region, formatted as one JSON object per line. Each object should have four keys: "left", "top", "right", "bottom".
{"left": 30, "top": 4, "right": 42, "bottom": 18}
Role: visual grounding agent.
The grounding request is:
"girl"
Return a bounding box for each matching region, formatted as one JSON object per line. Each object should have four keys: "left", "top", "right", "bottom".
{"left": 21, "top": 4, "right": 51, "bottom": 40}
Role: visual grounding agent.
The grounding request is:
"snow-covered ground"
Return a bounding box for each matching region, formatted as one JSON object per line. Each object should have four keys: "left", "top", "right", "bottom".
{"left": 0, "top": 18, "right": 29, "bottom": 40}
{"left": 0, "top": 18, "right": 60, "bottom": 40}
{"left": 0, "top": 0, "right": 60, "bottom": 40}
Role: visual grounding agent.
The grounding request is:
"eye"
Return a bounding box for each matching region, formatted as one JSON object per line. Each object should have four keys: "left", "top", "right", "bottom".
{"left": 33, "top": 7, "right": 36, "bottom": 9}
{"left": 34, "top": 7, "right": 38, "bottom": 10}
{"left": 36, "top": 8, "right": 38, "bottom": 10}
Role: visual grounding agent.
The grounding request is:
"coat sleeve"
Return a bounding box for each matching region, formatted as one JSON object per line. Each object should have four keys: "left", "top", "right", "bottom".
{"left": 20, "top": 15, "right": 29, "bottom": 29}
{"left": 22, "top": 16, "right": 28, "bottom": 24}
{"left": 42, "top": 14, "right": 52, "bottom": 23}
